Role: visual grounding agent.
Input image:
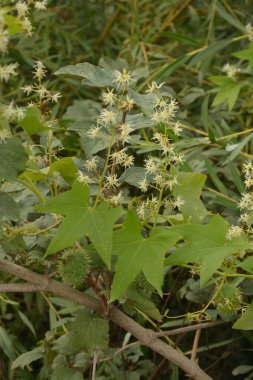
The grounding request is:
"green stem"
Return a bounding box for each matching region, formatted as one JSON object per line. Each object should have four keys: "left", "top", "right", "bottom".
{"left": 19, "top": 176, "right": 45, "bottom": 203}
{"left": 94, "top": 140, "right": 113, "bottom": 207}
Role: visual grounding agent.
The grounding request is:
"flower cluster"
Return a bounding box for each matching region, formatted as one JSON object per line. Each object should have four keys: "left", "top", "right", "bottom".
{"left": 21, "top": 61, "right": 61, "bottom": 105}
{"left": 238, "top": 161, "right": 253, "bottom": 228}
{"left": 245, "top": 23, "right": 253, "bottom": 41}
{"left": 0, "top": 1, "right": 48, "bottom": 54}
{"left": 222, "top": 63, "right": 240, "bottom": 79}
{"left": 226, "top": 160, "right": 253, "bottom": 240}
{"left": 0, "top": 1, "right": 49, "bottom": 141}
{"left": 78, "top": 71, "right": 183, "bottom": 219}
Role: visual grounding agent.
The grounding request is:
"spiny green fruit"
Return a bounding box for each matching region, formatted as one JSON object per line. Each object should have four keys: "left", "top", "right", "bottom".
{"left": 57, "top": 248, "right": 90, "bottom": 288}
{"left": 135, "top": 272, "right": 155, "bottom": 294}
{"left": 214, "top": 282, "right": 244, "bottom": 315}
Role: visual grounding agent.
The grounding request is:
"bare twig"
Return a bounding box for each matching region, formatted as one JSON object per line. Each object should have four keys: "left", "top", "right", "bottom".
{"left": 154, "top": 321, "right": 224, "bottom": 338}
{"left": 0, "top": 259, "right": 212, "bottom": 380}
{"left": 191, "top": 328, "right": 202, "bottom": 361}
{"left": 99, "top": 342, "right": 139, "bottom": 363}
{"left": 91, "top": 350, "right": 98, "bottom": 380}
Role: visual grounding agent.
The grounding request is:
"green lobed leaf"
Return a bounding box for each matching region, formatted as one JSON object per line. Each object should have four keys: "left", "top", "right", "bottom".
{"left": 36, "top": 182, "right": 123, "bottom": 267}
{"left": 233, "top": 42, "right": 253, "bottom": 67}
{"left": 173, "top": 171, "right": 208, "bottom": 223}
{"left": 209, "top": 76, "right": 244, "bottom": 110}
{"left": 19, "top": 106, "right": 48, "bottom": 134}
{"left": 0, "top": 137, "right": 28, "bottom": 180}
{"left": 125, "top": 283, "right": 162, "bottom": 321}
{"left": 56, "top": 310, "right": 108, "bottom": 355}
{"left": 54, "top": 62, "right": 115, "bottom": 87}
{"left": 110, "top": 211, "right": 181, "bottom": 301}
{"left": 233, "top": 302, "right": 253, "bottom": 330}
{"left": 4, "top": 14, "right": 23, "bottom": 35}
{"left": 120, "top": 166, "right": 153, "bottom": 187}
{"left": 50, "top": 157, "right": 78, "bottom": 185}
{"left": 166, "top": 215, "right": 251, "bottom": 287}
{"left": 0, "top": 192, "right": 20, "bottom": 222}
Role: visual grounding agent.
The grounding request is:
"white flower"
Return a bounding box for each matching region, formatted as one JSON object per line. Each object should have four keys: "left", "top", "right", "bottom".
{"left": 0, "top": 29, "right": 9, "bottom": 53}
{"left": 245, "top": 176, "right": 253, "bottom": 189}
{"left": 123, "top": 154, "right": 134, "bottom": 168}
{"left": 118, "top": 122, "right": 134, "bottom": 144}
{"left": 146, "top": 81, "right": 165, "bottom": 94}
{"left": 113, "top": 68, "right": 133, "bottom": 88}
{"left": 33, "top": 61, "right": 46, "bottom": 81}
{"left": 136, "top": 202, "right": 146, "bottom": 219}
{"left": 242, "top": 160, "right": 253, "bottom": 176}
{"left": 84, "top": 157, "right": 97, "bottom": 172}
{"left": 121, "top": 95, "right": 134, "bottom": 111}
{"left": 152, "top": 133, "right": 171, "bottom": 155}
{"left": 226, "top": 225, "right": 243, "bottom": 240}
{"left": 35, "top": 86, "right": 49, "bottom": 98}
{"left": 87, "top": 126, "right": 101, "bottom": 140}
{"left": 20, "top": 17, "right": 33, "bottom": 36}
{"left": 239, "top": 213, "right": 251, "bottom": 225}
{"left": 34, "top": 0, "right": 48, "bottom": 10}
{"left": 165, "top": 176, "right": 178, "bottom": 190}
{"left": 3, "top": 101, "right": 16, "bottom": 121}
{"left": 238, "top": 192, "right": 253, "bottom": 210}
{"left": 104, "top": 174, "right": 120, "bottom": 189}
{"left": 21, "top": 85, "right": 34, "bottom": 95}
{"left": 173, "top": 121, "right": 183, "bottom": 136}
{"left": 222, "top": 63, "right": 240, "bottom": 78}
{"left": 111, "top": 148, "right": 134, "bottom": 168}
{"left": 154, "top": 173, "right": 164, "bottom": 187}
{"left": 102, "top": 88, "right": 115, "bottom": 107}
{"left": 0, "top": 63, "right": 18, "bottom": 82}
{"left": 138, "top": 177, "right": 149, "bottom": 193}
{"left": 109, "top": 191, "right": 124, "bottom": 206}
{"left": 0, "top": 129, "right": 11, "bottom": 143}
{"left": 245, "top": 23, "right": 253, "bottom": 41}
{"left": 49, "top": 92, "right": 62, "bottom": 103}
{"left": 172, "top": 196, "right": 184, "bottom": 210}
{"left": 99, "top": 109, "right": 116, "bottom": 125}
{"left": 16, "top": 108, "right": 25, "bottom": 121}
{"left": 144, "top": 156, "right": 159, "bottom": 174}
{"left": 171, "top": 153, "right": 184, "bottom": 165}
{"left": 152, "top": 98, "right": 178, "bottom": 124}
{"left": 77, "top": 171, "right": 90, "bottom": 184}
{"left": 16, "top": 2, "right": 29, "bottom": 17}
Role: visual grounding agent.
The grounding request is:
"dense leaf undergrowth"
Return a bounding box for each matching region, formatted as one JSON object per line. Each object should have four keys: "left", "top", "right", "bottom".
{"left": 1, "top": 1, "right": 253, "bottom": 379}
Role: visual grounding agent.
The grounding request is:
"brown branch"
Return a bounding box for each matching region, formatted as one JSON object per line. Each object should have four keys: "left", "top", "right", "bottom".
{"left": 154, "top": 321, "right": 224, "bottom": 338}
{"left": 0, "top": 259, "right": 212, "bottom": 380}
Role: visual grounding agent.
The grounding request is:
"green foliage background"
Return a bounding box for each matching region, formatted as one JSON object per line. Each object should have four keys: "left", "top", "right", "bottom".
{"left": 2, "top": 1, "right": 253, "bottom": 379}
